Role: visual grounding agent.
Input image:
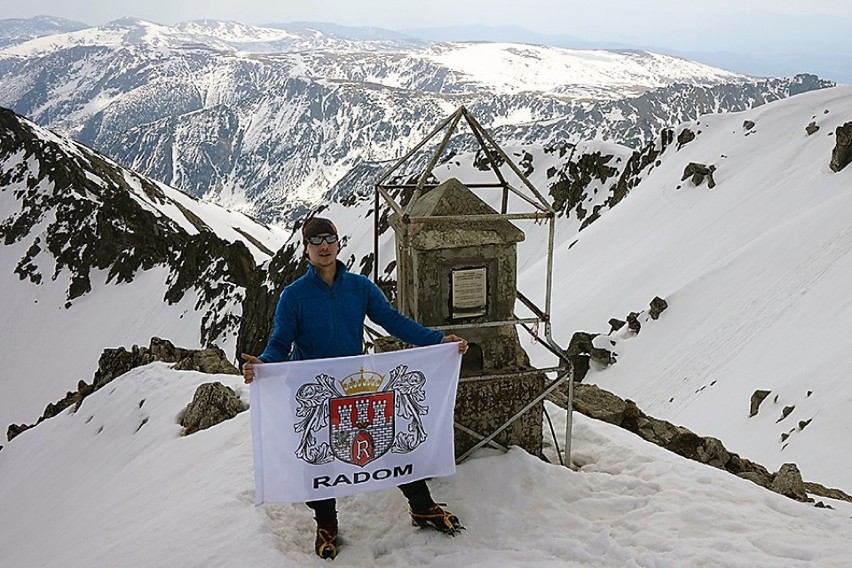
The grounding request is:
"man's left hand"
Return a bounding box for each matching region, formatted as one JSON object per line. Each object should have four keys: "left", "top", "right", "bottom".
{"left": 442, "top": 334, "right": 468, "bottom": 354}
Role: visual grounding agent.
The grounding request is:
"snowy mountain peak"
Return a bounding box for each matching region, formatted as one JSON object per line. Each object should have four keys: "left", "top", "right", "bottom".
{"left": 0, "top": 106, "right": 289, "bottom": 429}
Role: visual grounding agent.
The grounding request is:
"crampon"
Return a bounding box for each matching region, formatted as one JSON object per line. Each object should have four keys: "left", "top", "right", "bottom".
{"left": 410, "top": 503, "right": 464, "bottom": 535}
{"left": 314, "top": 525, "right": 339, "bottom": 560}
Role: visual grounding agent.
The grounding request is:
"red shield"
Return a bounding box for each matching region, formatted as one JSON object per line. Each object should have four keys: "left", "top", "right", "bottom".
{"left": 329, "top": 392, "right": 394, "bottom": 467}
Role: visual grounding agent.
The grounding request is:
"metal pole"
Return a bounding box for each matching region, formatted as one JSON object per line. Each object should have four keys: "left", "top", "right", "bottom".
{"left": 564, "top": 366, "right": 574, "bottom": 468}
{"left": 405, "top": 108, "right": 465, "bottom": 215}
{"left": 373, "top": 184, "right": 380, "bottom": 283}
{"left": 460, "top": 108, "right": 512, "bottom": 214}
{"left": 463, "top": 111, "right": 555, "bottom": 212}
{"left": 375, "top": 108, "right": 461, "bottom": 186}
{"left": 407, "top": 212, "right": 551, "bottom": 224}
{"left": 375, "top": 184, "right": 405, "bottom": 218}
{"left": 454, "top": 423, "right": 509, "bottom": 453}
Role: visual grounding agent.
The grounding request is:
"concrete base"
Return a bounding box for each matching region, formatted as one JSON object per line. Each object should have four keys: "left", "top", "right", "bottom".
{"left": 454, "top": 372, "right": 544, "bottom": 459}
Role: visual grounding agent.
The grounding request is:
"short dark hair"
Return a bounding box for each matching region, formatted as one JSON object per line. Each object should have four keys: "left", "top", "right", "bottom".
{"left": 301, "top": 217, "right": 337, "bottom": 241}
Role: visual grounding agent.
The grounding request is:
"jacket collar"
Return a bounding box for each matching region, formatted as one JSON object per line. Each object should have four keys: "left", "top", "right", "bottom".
{"left": 306, "top": 259, "right": 347, "bottom": 288}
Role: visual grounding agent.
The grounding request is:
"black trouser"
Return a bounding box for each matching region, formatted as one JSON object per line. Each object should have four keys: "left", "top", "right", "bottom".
{"left": 307, "top": 479, "right": 434, "bottom": 526}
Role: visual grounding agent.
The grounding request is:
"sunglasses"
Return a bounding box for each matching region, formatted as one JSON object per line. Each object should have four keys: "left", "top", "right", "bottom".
{"left": 306, "top": 234, "right": 339, "bottom": 245}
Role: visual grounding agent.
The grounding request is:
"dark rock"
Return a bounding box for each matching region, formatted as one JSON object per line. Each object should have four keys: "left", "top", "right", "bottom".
{"left": 743, "top": 120, "right": 755, "bottom": 131}
{"left": 93, "top": 344, "right": 154, "bottom": 390}
{"left": 805, "top": 121, "right": 820, "bottom": 135}
{"left": 649, "top": 296, "right": 668, "bottom": 320}
{"left": 803, "top": 481, "right": 852, "bottom": 503}
{"left": 829, "top": 122, "right": 852, "bottom": 172}
{"left": 749, "top": 389, "right": 771, "bottom": 417}
{"left": 566, "top": 332, "right": 593, "bottom": 354}
{"left": 179, "top": 382, "right": 248, "bottom": 435}
{"left": 372, "top": 336, "right": 406, "bottom": 352}
{"left": 681, "top": 162, "right": 717, "bottom": 188}
{"left": 7, "top": 422, "right": 33, "bottom": 442}
{"left": 549, "top": 151, "right": 619, "bottom": 218}
{"left": 770, "top": 463, "right": 811, "bottom": 502}
{"left": 608, "top": 318, "right": 626, "bottom": 334}
{"left": 590, "top": 346, "right": 616, "bottom": 367}
{"left": 626, "top": 312, "right": 641, "bottom": 334}
{"left": 173, "top": 345, "right": 239, "bottom": 375}
{"left": 677, "top": 128, "right": 696, "bottom": 150}
{"left": 777, "top": 405, "right": 795, "bottom": 422}
{"left": 566, "top": 332, "right": 598, "bottom": 382}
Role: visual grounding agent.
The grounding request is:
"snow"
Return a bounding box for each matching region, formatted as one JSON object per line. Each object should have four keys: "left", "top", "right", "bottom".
{"left": 521, "top": 86, "right": 852, "bottom": 490}
{"left": 1, "top": 365, "right": 850, "bottom": 567}
{"left": 422, "top": 43, "right": 747, "bottom": 98}
{"left": 0, "top": 113, "right": 288, "bottom": 428}
{"left": 3, "top": 56, "right": 852, "bottom": 568}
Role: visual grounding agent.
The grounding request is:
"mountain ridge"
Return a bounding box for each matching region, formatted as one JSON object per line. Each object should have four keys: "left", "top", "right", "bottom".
{"left": 0, "top": 17, "right": 834, "bottom": 223}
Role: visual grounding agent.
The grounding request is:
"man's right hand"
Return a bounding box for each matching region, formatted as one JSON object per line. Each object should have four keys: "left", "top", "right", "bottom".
{"left": 241, "top": 353, "right": 262, "bottom": 384}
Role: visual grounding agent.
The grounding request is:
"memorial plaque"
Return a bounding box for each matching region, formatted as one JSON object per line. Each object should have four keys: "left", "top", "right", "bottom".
{"left": 451, "top": 267, "right": 487, "bottom": 318}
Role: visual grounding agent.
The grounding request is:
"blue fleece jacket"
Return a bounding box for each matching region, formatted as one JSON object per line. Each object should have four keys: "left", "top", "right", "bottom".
{"left": 259, "top": 260, "right": 444, "bottom": 363}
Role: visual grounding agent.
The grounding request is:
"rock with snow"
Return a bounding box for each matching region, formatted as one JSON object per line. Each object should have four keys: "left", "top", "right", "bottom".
{"left": 179, "top": 382, "right": 247, "bottom": 435}
{"left": 829, "top": 121, "right": 852, "bottom": 172}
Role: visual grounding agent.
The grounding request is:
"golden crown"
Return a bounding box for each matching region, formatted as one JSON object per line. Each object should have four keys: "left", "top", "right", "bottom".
{"left": 340, "top": 368, "right": 384, "bottom": 396}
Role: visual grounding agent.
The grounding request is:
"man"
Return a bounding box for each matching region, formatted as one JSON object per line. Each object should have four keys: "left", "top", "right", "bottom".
{"left": 242, "top": 216, "right": 468, "bottom": 560}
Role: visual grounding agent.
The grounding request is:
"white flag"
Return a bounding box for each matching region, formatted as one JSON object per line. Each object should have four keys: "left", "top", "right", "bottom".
{"left": 250, "top": 342, "right": 461, "bottom": 505}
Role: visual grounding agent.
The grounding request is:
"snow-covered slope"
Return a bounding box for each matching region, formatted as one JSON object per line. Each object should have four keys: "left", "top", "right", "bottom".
{"left": 0, "top": 107, "right": 289, "bottom": 431}
{"left": 521, "top": 86, "right": 852, "bottom": 491}
{"left": 1, "top": 365, "right": 849, "bottom": 567}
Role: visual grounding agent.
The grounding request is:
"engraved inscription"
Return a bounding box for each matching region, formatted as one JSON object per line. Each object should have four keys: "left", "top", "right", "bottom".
{"left": 451, "top": 268, "right": 487, "bottom": 318}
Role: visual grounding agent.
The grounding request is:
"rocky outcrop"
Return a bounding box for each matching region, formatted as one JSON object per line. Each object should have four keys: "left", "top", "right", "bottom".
{"left": 179, "top": 382, "right": 247, "bottom": 435}
{"left": 0, "top": 107, "right": 262, "bottom": 347}
{"left": 566, "top": 332, "right": 617, "bottom": 382}
{"left": 92, "top": 337, "right": 238, "bottom": 390}
{"left": 676, "top": 128, "right": 695, "bottom": 150}
{"left": 770, "top": 463, "right": 809, "bottom": 501}
{"left": 682, "top": 162, "right": 717, "bottom": 189}
{"left": 649, "top": 296, "right": 668, "bottom": 320}
{"left": 6, "top": 337, "right": 238, "bottom": 442}
{"left": 830, "top": 122, "right": 852, "bottom": 172}
{"left": 749, "top": 389, "right": 772, "bottom": 417}
{"left": 237, "top": 240, "right": 304, "bottom": 359}
{"left": 566, "top": 297, "right": 668, "bottom": 382}
{"left": 805, "top": 121, "right": 820, "bottom": 135}
{"left": 549, "top": 383, "right": 852, "bottom": 504}
{"left": 549, "top": 151, "right": 620, "bottom": 219}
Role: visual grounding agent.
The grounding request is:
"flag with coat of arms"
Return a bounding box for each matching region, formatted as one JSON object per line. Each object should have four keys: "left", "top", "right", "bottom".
{"left": 250, "top": 342, "right": 462, "bottom": 504}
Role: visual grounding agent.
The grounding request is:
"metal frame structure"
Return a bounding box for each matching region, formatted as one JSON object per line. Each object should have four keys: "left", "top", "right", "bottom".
{"left": 371, "top": 106, "right": 575, "bottom": 467}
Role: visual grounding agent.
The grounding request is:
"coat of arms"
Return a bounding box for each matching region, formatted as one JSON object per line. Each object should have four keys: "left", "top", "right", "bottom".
{"left": 293, "top": 365, "right": 430, "bottom": 467}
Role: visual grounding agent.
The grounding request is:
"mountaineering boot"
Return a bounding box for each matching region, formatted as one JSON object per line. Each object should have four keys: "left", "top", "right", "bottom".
{"left": 314, "top": 524, "right": 339, "bottom": 560}
{"left": 410, "top": 503, "right": 464, "bottom": 535}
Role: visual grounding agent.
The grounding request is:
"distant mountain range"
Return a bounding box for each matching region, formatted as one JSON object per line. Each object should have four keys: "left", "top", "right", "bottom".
{"left": 0, "top": 17, "right": 835, "bottom": 224}
{"left": 0, "top": 15, "right": 87, "bottom": 48}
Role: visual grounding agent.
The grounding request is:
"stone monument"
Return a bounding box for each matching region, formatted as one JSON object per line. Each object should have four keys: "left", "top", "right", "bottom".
{"left": 390, "top": 177, "right": 545, "bottom": 458}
